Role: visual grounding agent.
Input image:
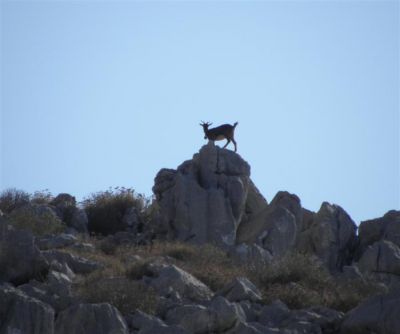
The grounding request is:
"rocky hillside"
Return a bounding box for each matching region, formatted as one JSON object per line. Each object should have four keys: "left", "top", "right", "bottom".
{"left": 1, "top": 142, "right": 399, "bottom": 334}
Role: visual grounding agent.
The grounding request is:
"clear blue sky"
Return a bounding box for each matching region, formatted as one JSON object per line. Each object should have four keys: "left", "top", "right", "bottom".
{"left": 1, "top": 1, "right": 399, "bottom": 224}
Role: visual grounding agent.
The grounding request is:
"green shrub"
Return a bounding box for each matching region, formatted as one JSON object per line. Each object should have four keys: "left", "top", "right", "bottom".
{"left": 82, "top": 187, "right": 148, "bottom": 235}
{"left": 0, "top": 188, "right": 30, "bottom": 214}
{"left": 8, "top": 204, "right": 64, "bottom": 236}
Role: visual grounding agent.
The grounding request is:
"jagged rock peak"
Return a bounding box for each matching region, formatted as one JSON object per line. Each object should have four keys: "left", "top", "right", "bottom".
{"left": 152, "top": 142, "right": 266, "bottom": 247}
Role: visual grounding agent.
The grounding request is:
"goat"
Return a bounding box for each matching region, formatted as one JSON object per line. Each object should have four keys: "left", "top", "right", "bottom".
{"left": 200, "top": 121, "right": 238, "bottom": 152}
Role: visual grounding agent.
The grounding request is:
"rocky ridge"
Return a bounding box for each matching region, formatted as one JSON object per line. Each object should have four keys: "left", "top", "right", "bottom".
{"left": 0, "top": 142, "right": 399, "bottom": 334}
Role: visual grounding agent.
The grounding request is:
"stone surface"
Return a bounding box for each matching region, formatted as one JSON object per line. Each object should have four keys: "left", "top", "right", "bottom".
{"left": 296, "top": 202, "right": 357, "bottom": 271}
{"left": 0, "top": 284, "right": 55, "bottom": 334}
{"left": 42, "top": 249, "right": 102, "bottom": 274}
{"left": 153, "top": 142, "right": 253, "bottom": 246}
{"left": 55, "top": 303, "right": 128, "bottom": 334}
{"left": 147, "top": 264, "right": 213, "bottom": 302}
{"left": 165, "top": 296, "right": 244, "bottom": 334}
{"left": 0, "top": 223, "right": 48, "bottom": 284}
{"left": 355, "top": 240, "right": 400, "bottom": 289}
{"left": 219, "top": 277, "right": 262, "bottom": 303}
{"left": 36, "top": 233, "right": 78, "bottom": 250}
{"left": 341, "top": 293, "right": 400, "bottom": 334}
{"left": 357, "top": 210, "right": 400, "bottom": 256}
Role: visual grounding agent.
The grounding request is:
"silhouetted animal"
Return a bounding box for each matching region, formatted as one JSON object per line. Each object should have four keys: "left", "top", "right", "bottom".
{"left": 200, "top": 121, "right": 238, "bottom": 152}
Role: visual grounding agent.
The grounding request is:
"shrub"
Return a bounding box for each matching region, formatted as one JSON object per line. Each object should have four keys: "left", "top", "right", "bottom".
{"left": 0, "top": 188, "right": 30, "bottom": 214}
{"left": 253, "top": 253, "right": 384, "bottom": 312}
{"left": 31, "top": 189, "right": 54, "bottom": 205}
{"left": 8, "top": 204, "right": 65, "bottom": 236}
{"left": 82, "top": 187, "right": 148, "bottom": 235}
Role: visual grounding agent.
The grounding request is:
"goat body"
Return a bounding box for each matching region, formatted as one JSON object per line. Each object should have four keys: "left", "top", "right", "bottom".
{"left": 200, "top": 121, "right": 238, "bottom": 152}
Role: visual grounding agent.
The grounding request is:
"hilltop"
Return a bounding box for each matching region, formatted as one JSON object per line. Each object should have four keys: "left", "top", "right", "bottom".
{"left": 0, "top": 142, "right": 399, "bottom": 334}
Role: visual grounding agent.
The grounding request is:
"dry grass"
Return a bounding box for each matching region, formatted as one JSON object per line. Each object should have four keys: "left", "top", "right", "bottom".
{"left": 64, "top": 238, "right": 385, "bottom": 314}
{"left": 252, "top": 253, "right": 385, "bottom": 312}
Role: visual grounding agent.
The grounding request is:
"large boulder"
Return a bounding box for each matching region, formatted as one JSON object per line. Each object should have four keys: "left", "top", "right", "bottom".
{"left": 165, "top": 296, "right": 245, "bottom": 334}
{"left": 55, "top": 303, "right": 128, "bottom": 334}
{"left": 0, "top": 222, "right": 48, "bottom": 284}
{"left": 145, "top": 264, "right": 213, "bottom": 302}
{"left": 153, "top": 142, "right": 264, "bottom": 247}
{"left": 341, "top": 293, "right": 400, "bottom": 334}
{"left": 41, "top": 250, "right": 102, "bottom": 275}
{"left": 0, "top": 284, "right": 55, "bottom": 334}
{"left": 357, "top": 210, "right": 400, "bottom": 257}
{"left": 296, "top": 202, "right": 357, "bottom": 272}
{"left": 236, "top": 191, "right": 301, "bottom": 259}
{"left": 218, "top": 277, "right": 262, "bottom": 303}
{"left": 355, "top": 240, "right": 400, "bottom": 289}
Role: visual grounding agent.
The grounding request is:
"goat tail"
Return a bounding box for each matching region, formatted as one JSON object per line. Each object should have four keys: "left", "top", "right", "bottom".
{"left": 233, "top": 121, "right": 239, "bottom": 128}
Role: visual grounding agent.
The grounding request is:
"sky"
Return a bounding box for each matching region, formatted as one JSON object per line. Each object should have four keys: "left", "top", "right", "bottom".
{"left": 1, "top": 0, "right": 399, "bottom": 224}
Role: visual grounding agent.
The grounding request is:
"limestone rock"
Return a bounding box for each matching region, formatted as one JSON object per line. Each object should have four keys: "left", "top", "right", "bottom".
{"left": 0, "top": 284, "right": 55, "bottom": 334}
{"left": 341, "top": 293, "right": 400, "bottom": 334}
{"left": 153, "top": 142, "right": 254, "bottom": 247}
{"left": 357, "top": 210, "right": 400, "bottom": 256}
{"left": 0, "top": 223, "right": 48, "bottom": 284}
{"left": 55, "top": 303, "right": 128, "bottom": 334}
{"left": 296, "top": 202, "right": 357, "bottom": 271}
{"left": 147, "top": 264, "right": 213, "bottom": 302}
{"left": 219, "top": 277, "right": 262, "bottom": 303}
{"left": 42, "top": 250, "right": 102, "bottom": 274}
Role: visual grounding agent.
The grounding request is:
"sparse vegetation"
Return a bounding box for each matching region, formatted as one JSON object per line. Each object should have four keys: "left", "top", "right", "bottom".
{"left": 0, "top": 188, "right": 30, "bottom": 214}
{"left": 7, "top": 203, "right": 65, "bottom": 236}
{"left": 253, "top": 253, "right": 385, "bottom": 312}
{"left": 82, "top": 187, "right": 150, "bottom": 235}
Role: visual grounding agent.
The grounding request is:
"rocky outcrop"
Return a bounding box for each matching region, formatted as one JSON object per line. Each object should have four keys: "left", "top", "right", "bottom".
{"left": 144, "top": 264, "right": 213, "bottom": 302}
{"left": 295, "top": 202, "right": 357, "bottom": 272}
{"left": 341, "top": 293, "right": 400, "bottom": 334}
{"left": 55, "top": 303, "right": 128, "bottom": 334}
{"left": 0, "top": 284, "right": 55, "bottom": 334}
{"left": 357, "top": 210, "right": 400, "bottom": 256}
{"left": 153, "top": 142, "right": 265, "bottom": 247}
{"left": 0, "top": 223, "right": 48, "bottom": 284}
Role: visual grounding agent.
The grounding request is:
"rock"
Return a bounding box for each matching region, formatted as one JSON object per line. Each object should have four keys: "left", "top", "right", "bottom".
{"left": 147, "top": 264, "right": 213, "bottom": 302}
{"left": 165, "top": 297, "right": 244, "bottom": 334}
{"left": 138, "top": 324, "right": 189, "bottom": 334}
{"left": 0, "top": 223, "right": 48, "bottom": 284}
{"left": 36, "top": 233, "right": 78, "bottom": 250}
{"left": 0, "top": 284, "right": 55, "bottom": 334}
{"left": 55, "top": 303, "right": 128, "bottom": 334}
{"left": 68, "top": 208, "right": 89, "bottom": 233}
{"left": 165, "top": 304, "right": 212, "bottom": 334}
{"left": 236, "top": 192, "right": 299, "bottom": 258}
{"left": 231, "top": 243, "right": 273, "bottom": 268}
{"left": 153, "top": 143, "right": 254, "bottom": 247}
{"left": 224, "top": 321, "right": 267, "bottom": 334}
{"left": 357, "top": 210, "right": 400, "bottom": 256}
{"left": 296, "top": 202, "right": 357, "bottom": 272}
{"left": 219, "top": 277, "right": 262, "bottom": 303}
{"left": 210, "top": 296, "right": 246, "bottom": 331}
{"left": 126, "top": 309, "right": 165, "bottom": 331}
{"left": 259, "top": 300, "right": 290, "bottom": 327}
{"left": 42, "top": 250, "right": 102, "bottom": 274}
{"left": 341, "top": 293, "right": 400, "bottom": 334}
{"left": 281, "top": 307, "right": 343, "bottom": 334}
{"left": 355, "top": 240, "right": 400, "bottom": 288}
